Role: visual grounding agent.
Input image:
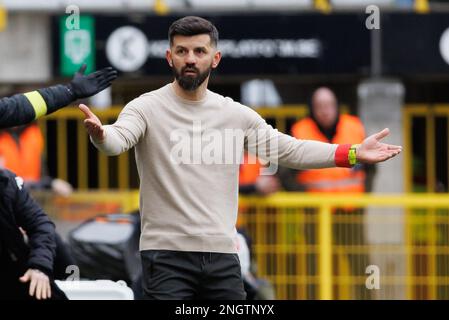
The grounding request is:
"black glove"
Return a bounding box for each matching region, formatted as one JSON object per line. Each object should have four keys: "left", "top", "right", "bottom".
{"left": 67, "top": 64, "right": 118, "bottom": 99}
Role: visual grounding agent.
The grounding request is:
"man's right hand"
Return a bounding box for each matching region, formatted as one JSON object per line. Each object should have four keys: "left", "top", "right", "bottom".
{"left": 79, "top": 104, "right": 105, "bottom": 143}
{"left": 19, "top": 269, "right": 51, "bottom": 300}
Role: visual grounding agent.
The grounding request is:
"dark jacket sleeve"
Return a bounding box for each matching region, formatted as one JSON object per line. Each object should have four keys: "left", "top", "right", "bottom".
{"left": 10, "top": 173, "right": 57, "bottom": 276}
{"left": 37, "top": 84, "right": 75, "bottom": 114}
{"left": 0, "top": 84, "right": 75, "bottom": 129}
{"left": 0, "top": 94, "right": 36, "bottom": 129}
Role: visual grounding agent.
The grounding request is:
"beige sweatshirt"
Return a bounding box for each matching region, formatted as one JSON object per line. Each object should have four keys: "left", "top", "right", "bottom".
{"left": 92, "top": 83, "right": 347, "bottom": 253}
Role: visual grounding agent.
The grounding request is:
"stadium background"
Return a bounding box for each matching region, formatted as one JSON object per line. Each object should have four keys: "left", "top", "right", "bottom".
{"left": 1, "top": 0, "right": 449, "bottom": 299}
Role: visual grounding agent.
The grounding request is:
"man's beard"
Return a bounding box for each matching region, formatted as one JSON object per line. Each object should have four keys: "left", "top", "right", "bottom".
{"left": 172, "top": 63, "right": 212, "bottom": 91}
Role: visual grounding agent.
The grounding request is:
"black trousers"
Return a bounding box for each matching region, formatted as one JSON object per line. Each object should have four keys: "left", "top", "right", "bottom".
{"left": 141, "top": 250, "right": 246, "bottom": 300}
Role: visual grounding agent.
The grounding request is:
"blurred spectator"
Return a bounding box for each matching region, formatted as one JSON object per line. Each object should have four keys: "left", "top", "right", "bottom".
{"left": 280, "top": 87, "right": 370, "bottom": 193}
{"left": 279, "top": 87, "right": 374, "bottom": 299}
{"left": 239, "top": 152, "right": 280, "bottom": 196}
{"left": 0, "top": 123, "right": 73, "bottom": 196}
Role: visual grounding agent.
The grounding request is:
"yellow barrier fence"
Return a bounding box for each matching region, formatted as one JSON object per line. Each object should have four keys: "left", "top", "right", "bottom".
{"left": 32, "top": 190, "right": 140, "bottom": 221}
{"left": 238, "top": 192, "right": 449, "bottom": 300}
{"left": 403, "top": 104, "right": 449, "bottom": 193}
{"left": 33, "top": 190, "right": 449, "bottom": 300}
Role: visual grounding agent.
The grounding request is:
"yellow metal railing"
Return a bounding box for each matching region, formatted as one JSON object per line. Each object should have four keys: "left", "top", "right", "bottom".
{"left": 39, "top": 107, "right": 132, "bottom": 190}
{"left": 239, "top": 193, "right": 449, "bottom": 300}
{"left": 34, "top": 191, "right": 449, "bottom": 300}
{"left": 402, "top": 105, "right": 449, "bottom": 298}
{"left": 33, "top": 190, "right": 140, "bottom": 221}
{"left": 403, "top": 104, "right": 449, "bottom": 193}
{"left": 31, "top": 103, "right": 449, "bottom": 299}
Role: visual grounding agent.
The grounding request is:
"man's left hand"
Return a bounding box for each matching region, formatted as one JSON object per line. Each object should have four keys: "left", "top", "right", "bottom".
{"left": 356, "top": 128, "right": 402, "bottom": 164}
{"left": 68, "top": 64, "right": 118, "bottom": 99}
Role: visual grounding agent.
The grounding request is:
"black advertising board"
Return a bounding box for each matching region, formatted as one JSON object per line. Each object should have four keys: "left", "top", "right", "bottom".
{"left": 382, "top": 13, "right": 449, "bottom": 76}
{"left": 53, "top": 13, "right": 371, "bottom": 77}
{"left": 52, "top": 12, "right": 449, "bottom": 77}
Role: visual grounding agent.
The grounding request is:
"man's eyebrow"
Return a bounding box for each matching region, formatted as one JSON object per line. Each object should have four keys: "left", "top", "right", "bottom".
{"left": 175, "top": 45, "right": 208, "bottom": 50}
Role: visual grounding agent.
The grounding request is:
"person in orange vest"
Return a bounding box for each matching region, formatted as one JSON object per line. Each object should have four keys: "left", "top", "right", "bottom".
{"left": 281, "top": 87, "right": 373, "bottom": 193}
{"left": 279, "top": 87, "right": 374, "bottom": 299}
{"left": 239, "top": 152, "right": 280, "bottom": 196}
{"left": 0, "top": 123, "right": 72, "bottom": 196}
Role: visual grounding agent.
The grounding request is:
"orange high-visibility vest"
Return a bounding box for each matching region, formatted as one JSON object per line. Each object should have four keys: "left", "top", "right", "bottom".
{"left": 0, "top": 124, "right": 43, "bottom": 182}
{"left": 291, "top": 115, "right": 366, "bottom": 193}
{"left": 239, "top": 153, "right": 262, "bottom": 186}
{"left": 237, "top": 153, "right": 262, "bottom": 228}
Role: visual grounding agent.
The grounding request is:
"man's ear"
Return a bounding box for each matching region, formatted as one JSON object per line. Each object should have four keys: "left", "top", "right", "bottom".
{"left": 212, "top": 51, "right": 222, "bottom": 69}
{"left": 166, "top": 49, "right": 173, "bottom": 67}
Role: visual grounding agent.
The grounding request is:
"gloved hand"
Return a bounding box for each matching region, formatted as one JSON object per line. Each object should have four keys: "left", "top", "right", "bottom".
{"left": 68, "top": 64, "right": 118, "bottom": 99}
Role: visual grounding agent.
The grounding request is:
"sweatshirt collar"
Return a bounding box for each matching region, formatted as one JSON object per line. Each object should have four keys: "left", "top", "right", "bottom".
{"left": 168, "top": 83, "right": 209, "bottom": 106}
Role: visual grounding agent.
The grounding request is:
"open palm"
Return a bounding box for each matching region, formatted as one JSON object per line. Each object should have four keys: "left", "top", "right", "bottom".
{"left": 79, "top": 104, "right": 105, "bottom": 143}
{"left": 356, "top": 128, "right": 402, "bottom": 164}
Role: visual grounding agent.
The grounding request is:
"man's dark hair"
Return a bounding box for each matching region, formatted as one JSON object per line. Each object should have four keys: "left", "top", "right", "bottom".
{"left": 168, "top": 16, "right": 219, "bottom": 47}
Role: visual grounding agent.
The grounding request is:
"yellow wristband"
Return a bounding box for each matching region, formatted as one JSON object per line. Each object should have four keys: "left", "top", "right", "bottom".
{"left": 348, "top": 144, "right": 359, "bottom": 166}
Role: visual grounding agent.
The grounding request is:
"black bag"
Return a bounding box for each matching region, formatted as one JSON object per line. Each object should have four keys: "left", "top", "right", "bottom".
{"left": 68, "top": 211, "right": 141, "bottom": 287}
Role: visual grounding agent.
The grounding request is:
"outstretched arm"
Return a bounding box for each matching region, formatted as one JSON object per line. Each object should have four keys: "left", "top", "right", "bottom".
{"left": 244, "top": 107, "right": 401, "bottom": 169}
{"left": 0, "top": 64, "right": 117, "bottom": 129}
{"left": 79, "top": 101, "right": 147, "bottom": 156}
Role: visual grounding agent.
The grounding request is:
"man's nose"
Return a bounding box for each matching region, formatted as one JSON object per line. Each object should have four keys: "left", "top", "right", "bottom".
{"left": 185, "top": 51, "right": 197, "bottom": 64}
